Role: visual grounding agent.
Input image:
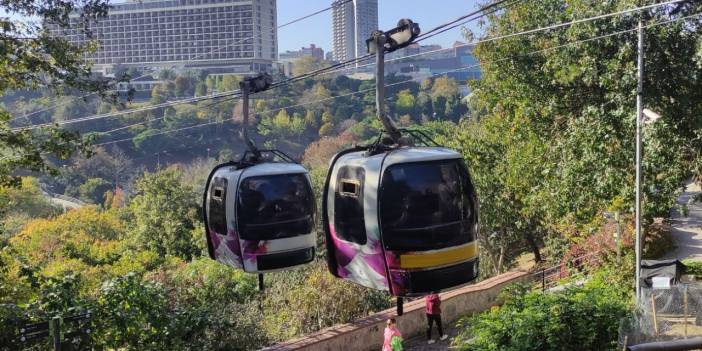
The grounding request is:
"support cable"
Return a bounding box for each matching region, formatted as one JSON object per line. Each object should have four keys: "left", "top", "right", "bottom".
{"left": 91, "top": 12, "right": 701, "bottom": 147}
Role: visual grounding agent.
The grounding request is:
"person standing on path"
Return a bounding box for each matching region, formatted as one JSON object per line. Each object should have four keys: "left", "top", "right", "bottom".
{"left": 383, "top": 318, "right": 403, "bottom": 351}
{"left": 425, "top": 292, "right": 448, "bottom": 344}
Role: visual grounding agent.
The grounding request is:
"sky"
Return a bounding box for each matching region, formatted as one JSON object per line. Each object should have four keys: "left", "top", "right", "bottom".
{"left": 1, "top": 0, "right": 483, "bottom": 53}
{"left": 277, "top": 0, "right": 482, "bottom": 53}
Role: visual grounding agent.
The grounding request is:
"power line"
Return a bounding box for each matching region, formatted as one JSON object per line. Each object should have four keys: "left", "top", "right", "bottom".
{"left": 415, "top": 0, "right": 516, "bottom": 41}
{"left": 415, "top": 0, "right": 522, "bottom": 44}
{"left": 13, "top": 0, "right": 689, "bottom": 132}
{"left": 257, "top": 0, "right": 688, "bottom": 90}
{"left": 93, "top": 12, "right": 701, "bottom": 148}
{"left": 278, "top": 0, "right": 352, "bottom": 28}
{"left": 10, "top": 0, "right": 344, "bottom": 123}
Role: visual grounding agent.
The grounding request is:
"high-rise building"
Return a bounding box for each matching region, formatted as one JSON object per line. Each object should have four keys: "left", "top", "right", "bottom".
{"left": 48, "top": 0, "right": 278, "bottom": 75}
{"left": 331, "top": 0, "right": 378, "bottom": 62}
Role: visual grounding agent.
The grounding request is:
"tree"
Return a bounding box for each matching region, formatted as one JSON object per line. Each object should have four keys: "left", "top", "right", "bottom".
{"left": 76, "top": 178, "right": 112, "bottom": 204}
{"left": 394, "top": 89, "right": 416, "bottom": 117}
{"left": 127, "top": 167, "right": 200, "bottom": 260}
{"left": 0, "top": 0, "right": 116, "bottom": 187}
{"left": 174, "top": 76, "right": 192, "bottom": 97}
{"left": 292, "top": 56, "right": 326, "bottom": 76}
{"left": 219, "top": 75, "right": 241, "bottom": 93}
{"left": 0, "top": 177, "right": 60, "bottom": 242}
{"left": 453, "top": 0, "right": 702, "bottom": 270}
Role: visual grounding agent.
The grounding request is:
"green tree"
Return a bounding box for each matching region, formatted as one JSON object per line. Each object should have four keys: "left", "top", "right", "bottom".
{"left": 127, "top": 167, "right": 200, "bottom": 260}
{"left": 394, "top": 89, "right": 416, "bottom": 117}
{"left": 0, "top": 0, "right": 114, "bottom": 187}
{"left": 173, "top": 75, "right": 192, "bottom": 97}
{"left": 292, "top": 56, "right": 326, "bottom": 76}
{"left": 76, "top": 178, "right": 112, "bottom": 204}
{"left": 453, "top": 0, "right": 702, "bottom": 271}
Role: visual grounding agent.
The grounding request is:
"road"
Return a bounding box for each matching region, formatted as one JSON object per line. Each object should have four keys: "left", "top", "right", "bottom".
{"left": 661, "top": 181, "right": 702, "bottom": 261}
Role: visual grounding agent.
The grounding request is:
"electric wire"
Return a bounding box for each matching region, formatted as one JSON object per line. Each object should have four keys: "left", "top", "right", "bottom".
{"left": 92, "top": 12, "right": 701, "bottom": 148}
{"left": 10, "top": 0, "right": 344, "bottom": 123}
{"left": 12, "top": 0, "right": 690, "bottom": 132}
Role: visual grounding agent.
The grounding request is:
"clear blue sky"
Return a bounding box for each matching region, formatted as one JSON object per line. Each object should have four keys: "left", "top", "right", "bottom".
{"left": 277, "top": 0, "right": 481, "bottom": 52}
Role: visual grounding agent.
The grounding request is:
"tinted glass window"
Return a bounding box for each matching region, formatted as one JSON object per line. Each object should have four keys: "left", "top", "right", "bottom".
{"left": 208, "top": 177, "right": 228, "bottom": 235}
{"left": 333, "top": 166, "right": 367, "bottom": 245}
{"left": 379, "top": 159, "right": 476, "bottom": 251}
{"left": 238, "top": 173, "right": 314, "bottom": 241}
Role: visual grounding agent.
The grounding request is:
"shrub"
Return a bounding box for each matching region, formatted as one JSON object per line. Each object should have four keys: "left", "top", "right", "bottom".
{"left": 263, "top": 262, "right": 392, "bottom": 341}
{"left": 453, "top": 271, "right": 631, "bottom": 351}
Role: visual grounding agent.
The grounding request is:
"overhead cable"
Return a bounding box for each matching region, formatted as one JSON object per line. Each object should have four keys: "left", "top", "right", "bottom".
{"left": 93, "top": 12, "right": 701, "bottom": 147}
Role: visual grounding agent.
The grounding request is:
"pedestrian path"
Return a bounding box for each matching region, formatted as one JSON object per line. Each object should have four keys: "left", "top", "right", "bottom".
{"left": 661, "top": 181, "right": 702, "bottom": 261}
{"left": 402, "top": 325, "right": 457, "bottom": 351}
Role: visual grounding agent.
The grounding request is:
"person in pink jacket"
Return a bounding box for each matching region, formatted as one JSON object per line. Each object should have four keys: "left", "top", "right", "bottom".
{"left": 425, "top": 292, "right": 447, "bottom": 344}
{"left": 382, "top": 318, "right": 402, "bottom": 351}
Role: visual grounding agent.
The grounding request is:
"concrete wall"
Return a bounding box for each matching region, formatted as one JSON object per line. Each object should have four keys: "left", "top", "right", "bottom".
{"left": 261, "top": 270, "right": 531, "bottom": 351}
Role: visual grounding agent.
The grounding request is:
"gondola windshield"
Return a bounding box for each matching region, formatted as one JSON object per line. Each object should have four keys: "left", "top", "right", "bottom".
{"left": 379, "top": 159, "right": 476, "bottom": 251}
{"left": 238, "top": 173, "right": 315, "bottom": 241}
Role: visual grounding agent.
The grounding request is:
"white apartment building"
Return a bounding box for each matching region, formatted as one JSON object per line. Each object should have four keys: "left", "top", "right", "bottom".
{"left": 48, "top": 0, "right": 278, "bottom": 75}
{"left": 331, "top": 0, "right": 378, "bottom": 62}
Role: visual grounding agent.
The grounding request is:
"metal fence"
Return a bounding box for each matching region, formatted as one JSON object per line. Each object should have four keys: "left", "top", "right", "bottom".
{"left": 531, "top": 252, "right": 602, "bottom": 291}
{"left": 620, "top": 284, "right": 702, "bottom": 347}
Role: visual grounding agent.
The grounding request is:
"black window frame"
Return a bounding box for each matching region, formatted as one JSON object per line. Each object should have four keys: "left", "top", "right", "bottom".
{"left": 236, "top": 173, "right": 315, "bottom": 241}
{"left": 333, "top": 166, "right": 367, "bottom": 245}
{"left": 208, "top": 177, "right": 228, "bottom": 235}
{"left": 378, "top": 159, "right": 477, "bottom": 251}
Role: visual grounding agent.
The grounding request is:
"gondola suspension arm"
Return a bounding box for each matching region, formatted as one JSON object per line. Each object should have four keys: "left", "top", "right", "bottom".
{"left": 367, "top": 19, "right": 421, "bottom": 144}
{"left": 239, "top": 74, "right": 273, "bottom": 162}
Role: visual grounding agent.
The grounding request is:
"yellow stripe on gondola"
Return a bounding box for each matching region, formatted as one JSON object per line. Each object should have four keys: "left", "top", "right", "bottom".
{"left": 399, "top": 242, "right": 478, "bottom": 269}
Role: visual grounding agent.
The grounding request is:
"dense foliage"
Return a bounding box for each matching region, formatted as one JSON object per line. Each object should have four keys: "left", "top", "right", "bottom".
{"left": 2, "top": 0, "right": 702, "bottom": 349}
{"left": 453, "top": 267, "right": 632, "bottom": 351}
{"left": 0, "top": 0, "right": 119, "bottom": 188}
{"left": 0, "top": 169, "right": 390, "bottom": 351}
{"left": 443, "top": 0, "right": 702, "bottom": 275}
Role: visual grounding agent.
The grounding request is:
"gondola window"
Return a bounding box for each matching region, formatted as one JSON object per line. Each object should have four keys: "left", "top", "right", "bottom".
{"left": 208, "top": 177, "right": 228, "bottom": 235}
{"left": 334, "top": 166, "right": 367, "bottom": 245}
{"left": 237, "top": 173, "right": 314, "bottom": 241}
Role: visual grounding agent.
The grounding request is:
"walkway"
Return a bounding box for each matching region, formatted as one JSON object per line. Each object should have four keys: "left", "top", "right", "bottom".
{"left": 403, "top": 325, "right": 457, "bottom": 351}
{"left": 661, "top": 181, "right": 702, "bottom": 261}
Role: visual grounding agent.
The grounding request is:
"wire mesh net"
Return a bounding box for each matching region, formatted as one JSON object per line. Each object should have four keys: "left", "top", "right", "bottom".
{"left": 619, "top": 283, "right": 702, "bottom": 346}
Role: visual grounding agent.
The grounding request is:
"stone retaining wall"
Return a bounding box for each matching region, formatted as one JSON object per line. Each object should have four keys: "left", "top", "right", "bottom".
{"left": 261, "top": 270, "right": 531, "bottom": 351}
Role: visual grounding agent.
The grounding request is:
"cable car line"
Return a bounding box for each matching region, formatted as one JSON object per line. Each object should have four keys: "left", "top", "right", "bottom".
{"left": 258, "top": 0, "right": 686, "bottom": 92}
{"left": 414, "top": 0, "right": 516, "bottom": 41}
{"left": 9, "top": 0, "right": 346, "bottom": 124}
{"left": 414, "top": 0, "right": 523, "bottom": 44}
{"left": 91, "top": 11, "right": 700, "bottom": 148}
{"left": 13, "top": 0, "right": 687, "bottom": 133}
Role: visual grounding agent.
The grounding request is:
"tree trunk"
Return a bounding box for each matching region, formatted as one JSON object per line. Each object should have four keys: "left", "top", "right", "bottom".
{"left": 525, "top": 232, "right": 542, "bottom": 263}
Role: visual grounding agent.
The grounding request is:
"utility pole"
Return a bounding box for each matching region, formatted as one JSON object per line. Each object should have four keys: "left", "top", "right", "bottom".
{"left": 635, "top": 18, "right": 644, "bottom": 302}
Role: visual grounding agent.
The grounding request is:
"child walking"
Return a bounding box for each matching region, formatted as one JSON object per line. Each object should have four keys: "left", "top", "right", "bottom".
{"left": 383, "top": 318, "right": 403, "bottom": 351}
{"left": 425, "top": 292, "right": 448, "bottom": 344}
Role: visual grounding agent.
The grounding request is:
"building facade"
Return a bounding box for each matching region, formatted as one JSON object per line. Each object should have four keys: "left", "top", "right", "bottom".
{"left": 49, "top": 0, "right": 278, "bottom": 75}
{"left": 385, "top": 42, "right": 482, "bottom": 82}
{"left": 279, "top": 44, "right": 324, "bottom": 61}
{"left": 331, "top": 0, "right": 378, "bottom": 62}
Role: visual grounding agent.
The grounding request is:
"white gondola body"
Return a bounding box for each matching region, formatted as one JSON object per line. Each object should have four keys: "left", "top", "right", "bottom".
{"left": 325, "top": 147, "right": 479, "bottom": 296}
{"left": 205, "top": 162, "right": 316, "bottom": 273}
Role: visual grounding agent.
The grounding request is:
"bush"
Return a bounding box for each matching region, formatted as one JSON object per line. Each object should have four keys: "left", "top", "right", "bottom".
{"left": 93, "top": 273, "right": 174, "bottom": 350}
{"left": 453, "top": 271, "right": 631, "bottom": 351}
{"left": 263, "top": 262, "right": 392, "bottom": 341}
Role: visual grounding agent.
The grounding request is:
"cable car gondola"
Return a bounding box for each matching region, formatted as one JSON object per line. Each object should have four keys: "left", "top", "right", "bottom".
{"left": 203, "top": 74, "right": 316, "bottom": 274}
{"left": 323, "top": 20, "right": 479, "bottom": 297}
